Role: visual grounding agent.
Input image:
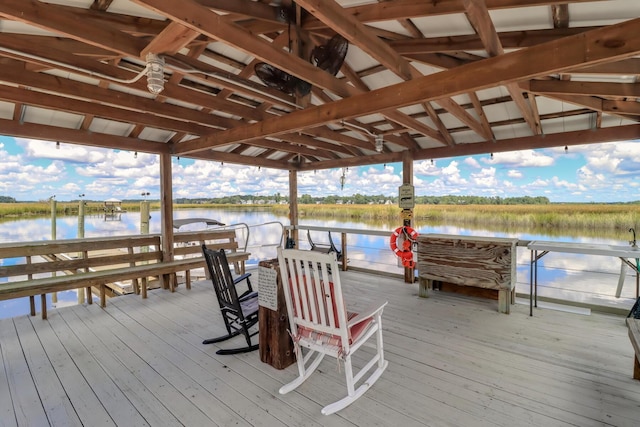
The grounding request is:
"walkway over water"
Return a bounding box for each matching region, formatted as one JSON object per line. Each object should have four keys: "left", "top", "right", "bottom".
{"left": 1, "top": 271, "right": 638, "bottom": 426}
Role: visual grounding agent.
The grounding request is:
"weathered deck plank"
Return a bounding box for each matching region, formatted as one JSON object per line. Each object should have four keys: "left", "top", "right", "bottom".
{"left": 12, "top": 316, "right": 84, "bottom": 427}
{"left": 2, "top": 270, "right": 639, "bottom": 426}
{"left": 0, "top": 317, "right": 49, "bottom": 426}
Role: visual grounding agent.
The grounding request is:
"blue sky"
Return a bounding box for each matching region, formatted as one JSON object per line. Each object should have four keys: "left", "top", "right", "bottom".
{"left": 1, "top": 135, "right": 639, "bottom": 203}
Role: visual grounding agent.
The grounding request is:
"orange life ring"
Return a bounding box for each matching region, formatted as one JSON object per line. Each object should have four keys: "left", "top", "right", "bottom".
{"left": 390, "top": 226, "right": 418, "bottom": 267}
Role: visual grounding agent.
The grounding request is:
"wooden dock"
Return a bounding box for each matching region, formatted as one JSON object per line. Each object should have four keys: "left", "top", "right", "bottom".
{"left": 1, "top": 270, "right": 639, "bottom": 426}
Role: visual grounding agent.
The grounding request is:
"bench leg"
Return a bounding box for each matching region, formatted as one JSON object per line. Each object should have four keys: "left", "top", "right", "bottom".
{"left": 142, "top": 277, "right": 148, "bottom": 299}
{"left": 100, "top": 285, "right": 106, "bottom": 308}
{"left": 418, "top": 277, "right": 431, "bottom": 298}
{"left": 30, "top": 295, "right": 36, "bottom": 317}
{"left": 185, "top": 270, "right": 191, "bottom": 290}
{"left": 498, "top": 289, "right": 511, "bottom": 314}
{"left": 160, "top": 273, "right": 171, "bottom": 291}
{"left": 40, "top": 294, "right": 47, "bottom": 319}
{"left": 132, "top": 278, "right": 140, "bottom": 295}
{"left": 86, "top": 287, "right": 93, "bottom": 305}
{"left": 634, "top": 356, "right": 640, "bottom": 380}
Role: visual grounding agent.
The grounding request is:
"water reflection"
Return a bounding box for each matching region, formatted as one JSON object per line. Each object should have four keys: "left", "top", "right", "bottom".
{"left": 1, "top": 208, "right": 637, "bottom": 319}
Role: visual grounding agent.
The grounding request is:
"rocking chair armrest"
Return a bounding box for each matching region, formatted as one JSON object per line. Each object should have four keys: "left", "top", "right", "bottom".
{"left": 239, "top": 290, "right": 258, "bottom": 302}
{"left": 233, "top": 272, "right": 252, "bottom": 285}
{"left": 347, "top": 300, "right": 388, "bottom": 327}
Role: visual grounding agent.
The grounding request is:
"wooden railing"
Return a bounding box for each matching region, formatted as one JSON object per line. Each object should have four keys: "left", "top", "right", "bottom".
{"left": 0, "top": 230, "right": 250, "bottom": 319}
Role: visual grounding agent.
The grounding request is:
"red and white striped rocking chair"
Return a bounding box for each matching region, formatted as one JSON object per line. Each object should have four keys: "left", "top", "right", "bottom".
{"left": 276, "top": 248, "right": 388, "bottom": 415}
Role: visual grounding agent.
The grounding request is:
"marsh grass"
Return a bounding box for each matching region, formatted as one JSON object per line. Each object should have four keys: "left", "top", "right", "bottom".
{"left": 272, "top": 203, "right": 640, "bottom": 239}
{"left": 2, "top": 202, "right": 639, "bottom": 240}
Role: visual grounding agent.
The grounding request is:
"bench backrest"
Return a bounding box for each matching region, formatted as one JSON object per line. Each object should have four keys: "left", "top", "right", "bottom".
{"left": 0, "top": 235, "right": 162, "bottom": 281}
{"left": 173, "top": 229, "right": 240, "bottom": 258}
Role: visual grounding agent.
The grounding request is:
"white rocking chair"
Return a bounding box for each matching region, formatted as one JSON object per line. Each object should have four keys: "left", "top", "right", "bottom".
{"left": 276, "top": 248, "right": 388, "bottom": 415}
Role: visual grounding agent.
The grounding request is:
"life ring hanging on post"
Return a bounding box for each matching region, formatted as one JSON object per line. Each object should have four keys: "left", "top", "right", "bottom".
{"left": 390, "top": 226, "right": 419, "bottom": 268}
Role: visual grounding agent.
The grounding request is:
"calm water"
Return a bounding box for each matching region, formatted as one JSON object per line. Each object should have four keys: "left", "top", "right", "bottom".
{"left": 1, "top": 208, "right": 638, "bottom": 319}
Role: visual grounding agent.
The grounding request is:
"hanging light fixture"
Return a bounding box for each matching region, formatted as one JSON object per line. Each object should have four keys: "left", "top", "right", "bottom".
{"left": 375, "top": 134, "right": 384, "bottom": 152}
{"left": 146, "top": 53, "right": 165, "bottom": 94}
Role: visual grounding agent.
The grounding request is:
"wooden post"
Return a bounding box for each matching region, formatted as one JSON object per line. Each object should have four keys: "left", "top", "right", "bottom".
{"left": 288, "top": 170, "right": 299, "bottom": 247}
{"left": 140, "top": 200, "right": 150, "bottom": 235}
{"left": 258, "top": 259, "right": 296, "bottom": 369}
{"left": 50, "top": 197, "right": 57, "bottom": 304}
{"left": 341, "top": 232, "right": 348, "bottom": 271}
{"left": 402, "top": 151, "right": 414, "bottom": 283}
{"left": 77, "top": 199, "right": 85, "bottom": 304}
{"left": 160, "top": 153, "right": 175, "bottom": 290}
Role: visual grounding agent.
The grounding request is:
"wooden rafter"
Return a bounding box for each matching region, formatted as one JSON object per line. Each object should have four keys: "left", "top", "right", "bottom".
{"left": 174, "top": 17, "right": 640, "bottom": 155}
{"left": 0, "top": 0, "right": 635, "bottom": 172}
{"left": 462, "top": 0, "right": 541, "bottom": 135}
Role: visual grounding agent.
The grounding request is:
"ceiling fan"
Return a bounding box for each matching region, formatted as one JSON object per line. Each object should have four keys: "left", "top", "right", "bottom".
{"left": 255, "top": 34, "right": 349, "bottom": 96}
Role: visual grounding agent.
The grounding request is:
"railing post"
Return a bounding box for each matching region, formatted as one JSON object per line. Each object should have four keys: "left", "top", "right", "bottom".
{"left": 50, "top": 197, "right": 57, "bottom": 304}
{"left": 341, "top": 232, "right": 347, "bottom": 271}
{"left": 77, "top": 198, "right": 85, "bottom": 304}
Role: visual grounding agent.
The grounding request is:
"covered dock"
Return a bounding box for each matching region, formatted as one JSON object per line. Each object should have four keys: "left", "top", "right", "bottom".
{"left": 1, "top": 270, "right": 638, "bottom": 426}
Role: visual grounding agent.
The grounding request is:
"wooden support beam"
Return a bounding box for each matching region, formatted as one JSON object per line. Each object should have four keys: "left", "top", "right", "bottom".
{"left": 175, "top": 18, "right": 640, "bottom": 155}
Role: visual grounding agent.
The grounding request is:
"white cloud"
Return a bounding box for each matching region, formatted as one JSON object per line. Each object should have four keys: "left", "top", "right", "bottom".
{"left": 414, "top": 159, "right": 439, "bottom": 176}
{"left": 551, "top": 176, "right": 585, "bottom": 191}
{"left": 2, "top": 136, "right": 640, "bottom": 203}
{"left": 531, "top": 178, "right": 549, "bottom": 187}
{"left": 482, "top": 149, "right": 554, "bottom": 167}
{"left": 463, "top": 157, "right": 481, "bottom": 168}
{"left": 18, "top": 138, "right": 107, "bottom": 163}
{"left": 470, "top": 167, "right": 498, "bottom": 188}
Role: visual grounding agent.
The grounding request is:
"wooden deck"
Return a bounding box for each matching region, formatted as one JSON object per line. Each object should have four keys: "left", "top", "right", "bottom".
{"left": 1, "top": 270, "right": 639, "bottom": 426}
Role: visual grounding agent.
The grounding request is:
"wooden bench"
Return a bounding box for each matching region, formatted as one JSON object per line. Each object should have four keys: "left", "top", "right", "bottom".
{"left": 173, "top": 229, "right": 251, "bottom": 284}
{"left": 627, "top": 318, "right": 640, "bottom": 380}
{"left": 417, "top": 234, "right": 518, "bottom": 314}
{"left": 0, "top": 235, "right": 203, "bottom": 319}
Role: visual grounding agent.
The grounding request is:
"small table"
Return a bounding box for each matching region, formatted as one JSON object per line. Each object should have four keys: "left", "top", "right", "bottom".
{"left": 257, "top": 259, "right": 295, "bottom": 370}
{"left": 528, "top": 241, "right": 640, "bottom": 316}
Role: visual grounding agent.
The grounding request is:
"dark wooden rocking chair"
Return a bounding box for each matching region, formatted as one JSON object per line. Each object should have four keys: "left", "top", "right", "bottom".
{"left": 201, "top": 244, "right": 259, "bottom": 355}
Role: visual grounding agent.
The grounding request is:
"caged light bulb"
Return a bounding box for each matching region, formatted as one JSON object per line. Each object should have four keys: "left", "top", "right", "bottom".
{"left": 146, "top": 53, "right": 165, "bottom": 95}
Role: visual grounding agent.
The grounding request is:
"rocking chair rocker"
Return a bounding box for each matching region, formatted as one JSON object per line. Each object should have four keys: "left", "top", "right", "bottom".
{"left": 201, "top": 244, "right": 259, "bottom": 355}
{"left": 277, "top": 248, "right": 388, "bottom": 415}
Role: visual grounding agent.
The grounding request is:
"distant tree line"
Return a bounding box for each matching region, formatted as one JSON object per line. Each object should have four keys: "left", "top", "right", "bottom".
{"left": 0, "top": 196, "right": 16, "bottom": 203}
{"left": 175, "top": 194, "right": 550, "bottom": 205}
{"left": 415, "top": 195, "right": 550, "bottom": 205}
